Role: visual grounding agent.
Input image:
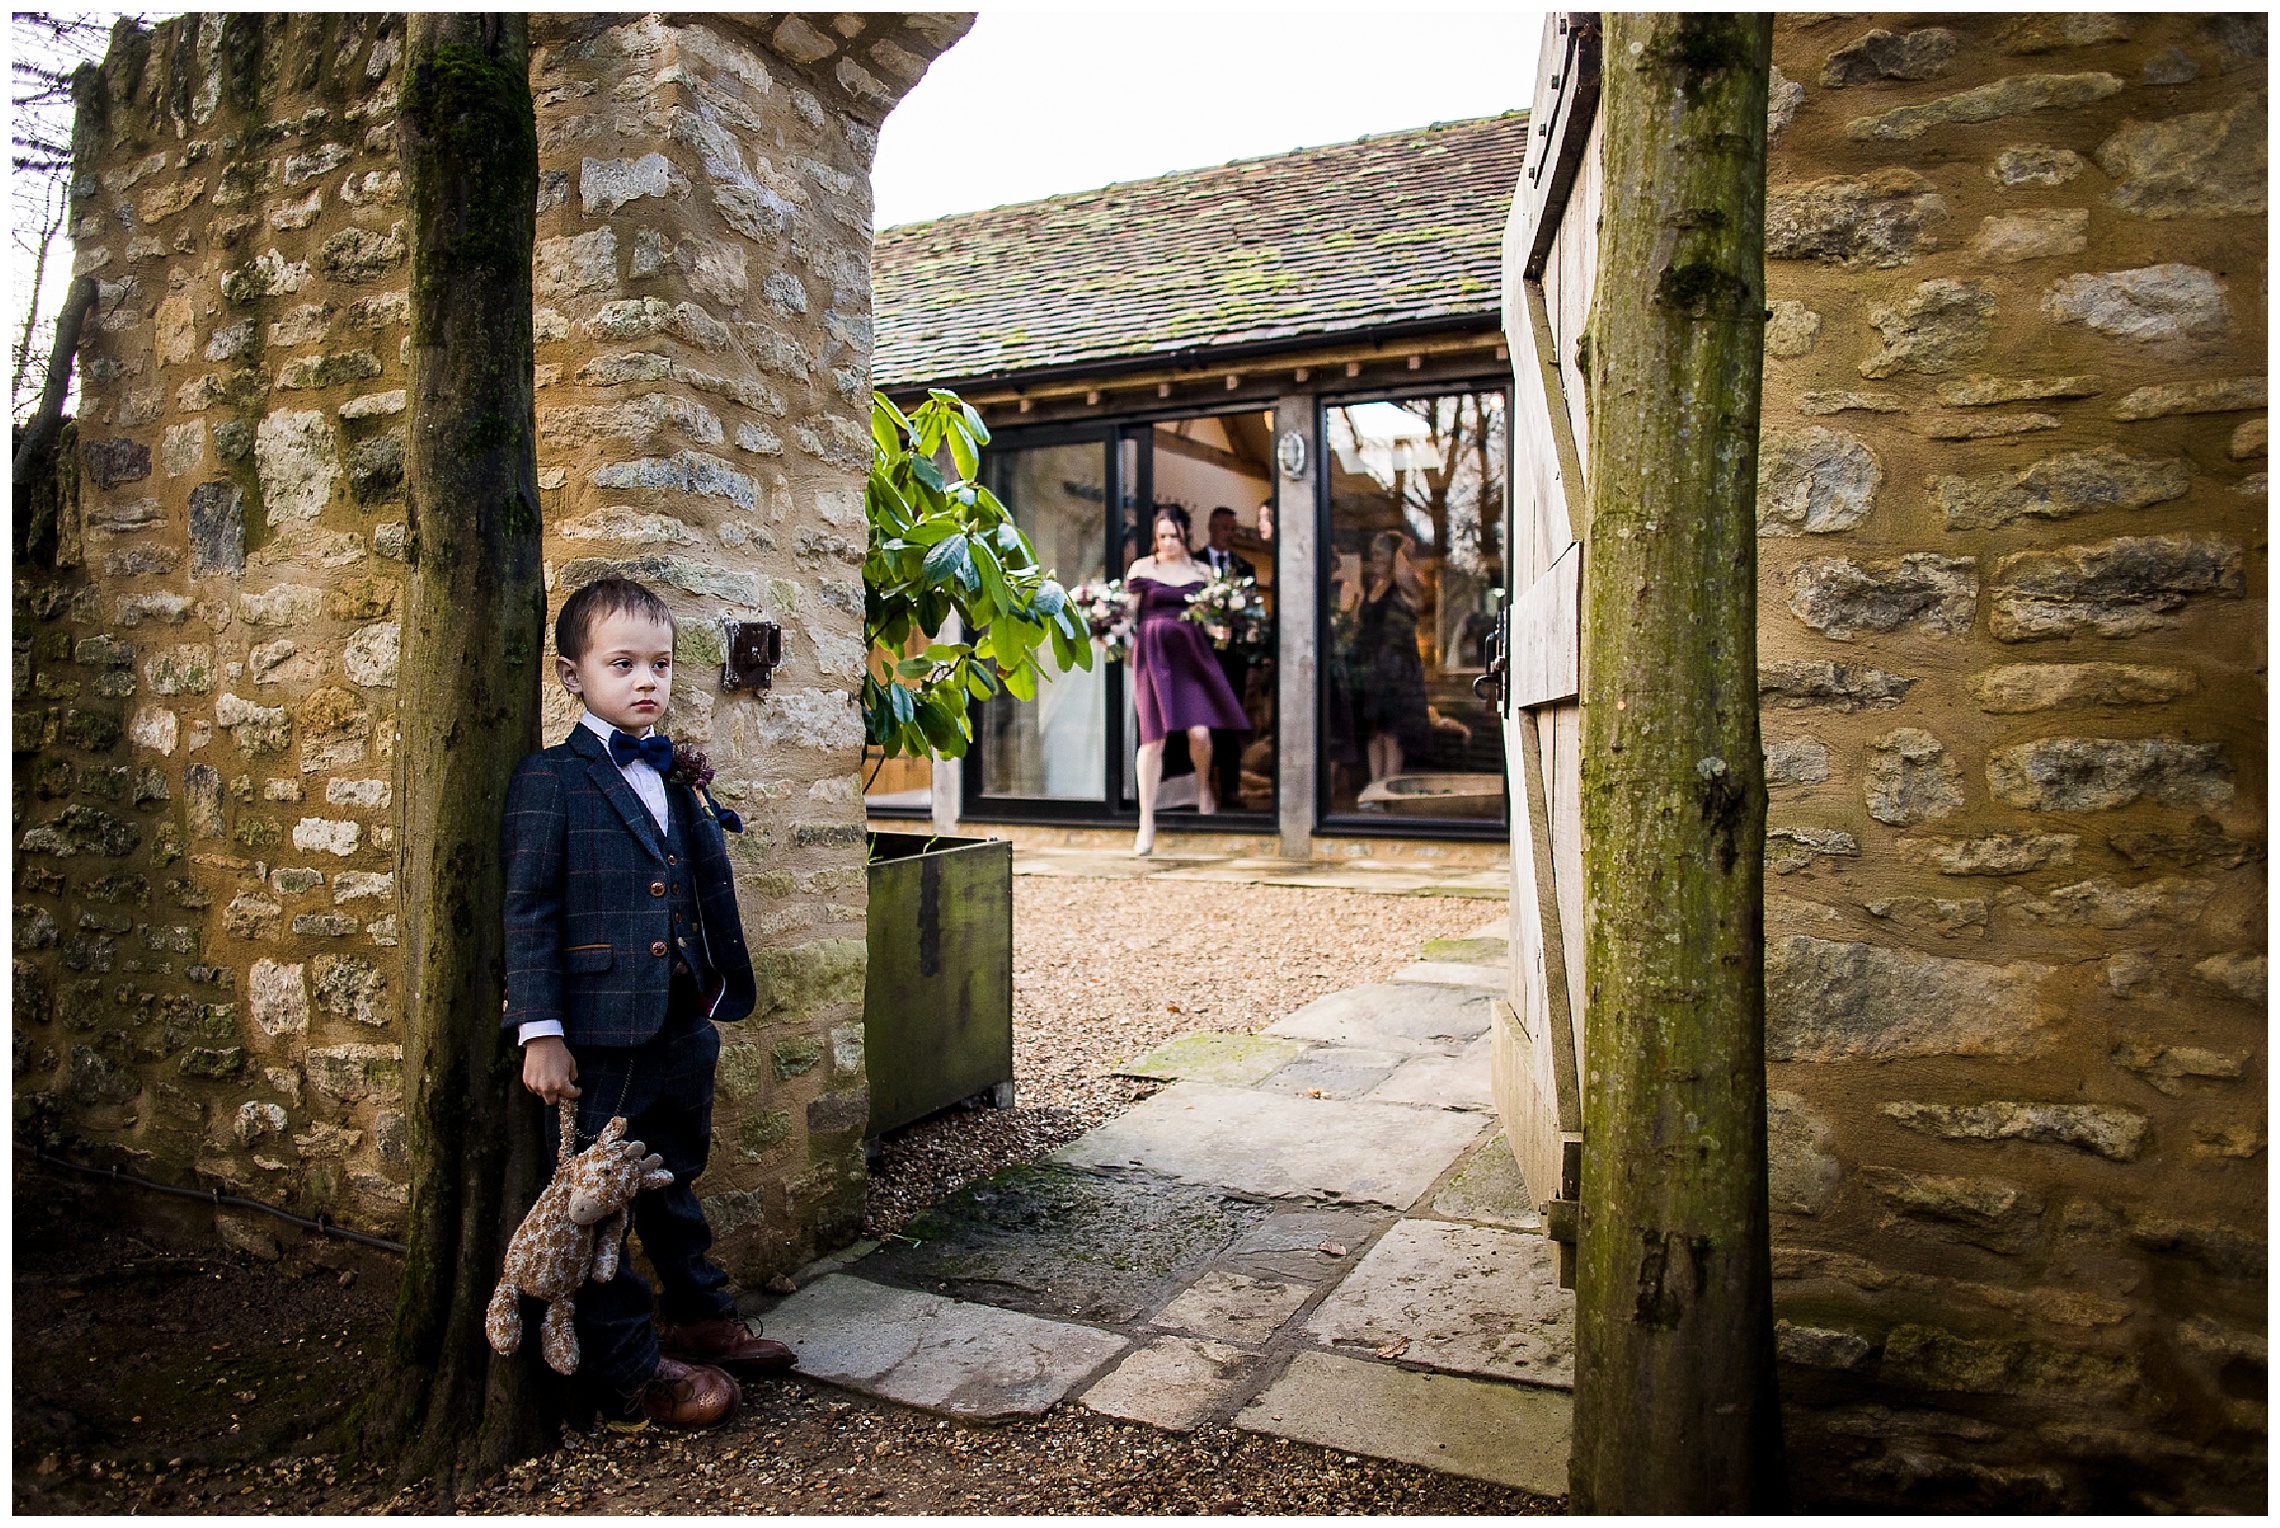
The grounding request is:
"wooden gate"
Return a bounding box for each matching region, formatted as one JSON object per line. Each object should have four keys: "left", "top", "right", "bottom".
{"left": 1491, "top": 13, "right": 1601, "bottom": 1288}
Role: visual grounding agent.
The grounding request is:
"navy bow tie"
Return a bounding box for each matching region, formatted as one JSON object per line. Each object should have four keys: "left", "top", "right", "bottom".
{"left": 606, "top": 726, "right": 745, "bottom": 833}
{"left": 609, "top": 730, "right": 674, "bottom": 771}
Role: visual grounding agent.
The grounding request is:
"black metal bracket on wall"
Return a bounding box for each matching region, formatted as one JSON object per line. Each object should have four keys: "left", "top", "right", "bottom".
{"left": 720, "top": 620, "right": 782, "bottom": 691}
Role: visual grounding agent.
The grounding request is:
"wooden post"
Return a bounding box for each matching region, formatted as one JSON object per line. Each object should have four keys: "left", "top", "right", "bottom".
{"left": 1273, "top": 393, "right": 1317, "bottom": 862}
{"left": 355, "top": 12, "right": 550, "bottom": 1494}
{"left": 1569, "top": 14, "right": 1784, "bottom": 1513}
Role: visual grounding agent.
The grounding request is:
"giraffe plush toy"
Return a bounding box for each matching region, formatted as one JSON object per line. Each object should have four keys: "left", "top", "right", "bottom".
{"left": 486, "top": 1099, "right": 674, "bottom": 1375}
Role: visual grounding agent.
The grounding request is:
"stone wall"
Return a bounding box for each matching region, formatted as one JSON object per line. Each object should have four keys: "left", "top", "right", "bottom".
{"left": 1755, "top": 14, "right": 2264, "bottom": 1511}
{"left": 15, "top": 12, "right": 967, "bottom": 1283}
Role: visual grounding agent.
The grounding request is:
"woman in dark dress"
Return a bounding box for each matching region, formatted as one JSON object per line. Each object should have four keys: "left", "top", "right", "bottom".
{"left": 1126, "top": 506, "right": 1249, "bottom": 855}
{"left": 1356, "top": 530, "right": 1431, "bottom": 787}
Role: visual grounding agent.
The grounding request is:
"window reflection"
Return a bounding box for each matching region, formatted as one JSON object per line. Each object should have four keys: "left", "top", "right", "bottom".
{"left": 978, "top": 441, "right": 1108, "bottom": 800}
{"left": 1324, "top": 391, "right": 1508, "bottom": 822}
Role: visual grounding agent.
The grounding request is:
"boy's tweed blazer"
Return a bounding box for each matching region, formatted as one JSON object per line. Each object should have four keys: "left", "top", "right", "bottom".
{"left": 502, "top": 723, "right": 756, "bottom": 1046}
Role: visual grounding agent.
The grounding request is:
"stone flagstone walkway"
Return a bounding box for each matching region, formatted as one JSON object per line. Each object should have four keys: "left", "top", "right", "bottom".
{"left": 747, "top": 916, "right": 1575, "bottom": 1496}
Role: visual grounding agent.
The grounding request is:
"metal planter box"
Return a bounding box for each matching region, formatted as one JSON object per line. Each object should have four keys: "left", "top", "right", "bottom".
{"left": 863, "top": 833, "right": 1014, "bottom": 1138}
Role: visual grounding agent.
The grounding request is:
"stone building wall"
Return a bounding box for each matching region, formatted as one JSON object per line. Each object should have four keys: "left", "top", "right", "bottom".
{"left": 15, "top": 12, "right": 967, "bottom": 1284}
{"left": 1752, "top": 14, "right": 2264, "bottom": 1510}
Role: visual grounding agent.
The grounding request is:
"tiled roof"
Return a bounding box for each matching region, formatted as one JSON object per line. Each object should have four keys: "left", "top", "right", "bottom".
{"left": 873, "top": 112, "right": 1529, "bottom": 388}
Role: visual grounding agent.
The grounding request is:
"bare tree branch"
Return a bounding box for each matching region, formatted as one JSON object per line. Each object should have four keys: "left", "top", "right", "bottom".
{"left": 11, "top": 8, "right": 124, "bottom": 426}
{"left": 12, "top": 179, "right": 68, "bottom": 403}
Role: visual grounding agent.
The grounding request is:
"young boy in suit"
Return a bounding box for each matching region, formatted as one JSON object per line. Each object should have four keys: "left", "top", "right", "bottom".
{"left": 503, "top": 575, "right": 793, "bottom": 1430}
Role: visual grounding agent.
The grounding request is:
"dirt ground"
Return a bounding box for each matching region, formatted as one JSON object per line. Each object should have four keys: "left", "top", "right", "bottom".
{"left": 14, "top": 881, "right": 1546, "bottom": 1515}
{"left": 11, "top": 1191, "right": 401, "bottom": 1514}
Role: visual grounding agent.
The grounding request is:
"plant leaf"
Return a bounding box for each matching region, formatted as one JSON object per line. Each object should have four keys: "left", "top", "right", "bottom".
{"left": 921, "top": 532, "right": 975, "bottom": 590}
{"left": 871, "top": 394, "right": 913, "bottom": 459}
{"left": 944, "top": 420, "right": 979, "bottom": 482}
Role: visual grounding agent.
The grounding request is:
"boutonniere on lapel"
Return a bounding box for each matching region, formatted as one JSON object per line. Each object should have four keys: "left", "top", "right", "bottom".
{"left": 664, "top": 742, "right": 744, "bottom": 833}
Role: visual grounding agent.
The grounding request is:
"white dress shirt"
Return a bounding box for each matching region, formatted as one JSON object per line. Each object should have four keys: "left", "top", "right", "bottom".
{"left": 516, "top": 713, "right": 665, "bottom": 1047}
{"left": 581, "top": 709, "right": 669, "bottom": 831}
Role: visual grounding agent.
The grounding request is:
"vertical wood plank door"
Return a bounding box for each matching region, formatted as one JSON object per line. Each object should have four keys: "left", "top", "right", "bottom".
{"left": 1493, "top": 10, "right": 1600, "bottom": 1286}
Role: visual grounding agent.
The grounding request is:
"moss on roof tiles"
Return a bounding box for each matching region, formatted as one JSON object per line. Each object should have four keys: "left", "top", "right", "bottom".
{"left": 874, "top": 112, "right": 1527, "bottom": 386}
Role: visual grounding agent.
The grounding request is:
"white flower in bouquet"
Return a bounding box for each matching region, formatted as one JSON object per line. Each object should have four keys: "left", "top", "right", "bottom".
{"left": 1181, "top": 571, "right": 1269, "bottom": 653}
{"left": 1068, "top": 578, "right": 1136, "bottom": 663}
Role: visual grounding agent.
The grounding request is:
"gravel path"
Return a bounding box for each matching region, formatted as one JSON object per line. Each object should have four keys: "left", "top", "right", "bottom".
{"left": 865, "top": 879, "right": 1503, "bottom": 1237}
{"left": 34, "top": 1376, "right": 1557, "bottom": 1516}
{"left": 438, "top": 1381, "right": 1562, "bottom": 1515}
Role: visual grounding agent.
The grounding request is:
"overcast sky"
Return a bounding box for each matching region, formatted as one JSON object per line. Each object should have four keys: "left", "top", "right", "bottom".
{"left": 872, "top": 11, "right": 1546, "bottom": 229}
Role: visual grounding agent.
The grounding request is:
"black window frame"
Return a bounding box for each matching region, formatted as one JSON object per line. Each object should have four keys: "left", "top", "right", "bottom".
{"left": 959, "top": 406, "right": 1285, "bottom": 829}
{"left": 1311, "top": 377, "right": 1515, "bottom": 841}
{"left": 959, "top": 420, "right": 1126, "bottom": 824}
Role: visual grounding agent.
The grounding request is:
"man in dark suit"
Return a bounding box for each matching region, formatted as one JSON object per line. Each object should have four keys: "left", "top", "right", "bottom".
{"left": 504, "top": 576, "right": 790, "bottom": 1430}
{"left": 1201, "top": 506, "right": 1260, "bottom": 809}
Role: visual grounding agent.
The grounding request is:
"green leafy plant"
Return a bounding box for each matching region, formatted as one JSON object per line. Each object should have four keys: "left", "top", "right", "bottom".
{"left": 863, "top": 389, "right": 1094, "bottom": 764}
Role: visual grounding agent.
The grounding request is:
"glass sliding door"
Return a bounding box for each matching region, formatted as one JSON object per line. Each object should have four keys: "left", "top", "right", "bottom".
{"left": 1321, "top": 388, "right": 1509, "bottom": 827}
{"left": 974, "top": 438, "right": 1112, "bottom": 806}
{"left": 1117, "top": 411, "right": 1279, "bottom": 816}
{"left": 966, "top": 411, "right": 1280, "bottom": 824}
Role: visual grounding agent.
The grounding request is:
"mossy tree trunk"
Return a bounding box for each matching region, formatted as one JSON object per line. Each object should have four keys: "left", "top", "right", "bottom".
{"left": 356, "top": 12, "right": 548, "bottom": 1496}
{"left": 1570, "top": 14, "right": 1785, "bottom": 1513}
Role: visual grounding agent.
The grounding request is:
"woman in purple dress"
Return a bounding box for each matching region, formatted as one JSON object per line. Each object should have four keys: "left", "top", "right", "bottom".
{"left": 1126, "top": 506, "right": 1249, "bottom": 855}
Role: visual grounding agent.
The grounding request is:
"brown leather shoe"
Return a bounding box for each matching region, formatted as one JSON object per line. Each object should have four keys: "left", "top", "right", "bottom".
{"left": 631, "top": 1357, "right": 738, "bottom": 1430}
{"left": 657, "top": 1315, "right": 797, "bottom": 1378}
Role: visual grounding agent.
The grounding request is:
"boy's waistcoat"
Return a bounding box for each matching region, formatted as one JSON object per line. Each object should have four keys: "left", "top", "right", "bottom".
{"left": 501, "top": 723, "right": 757, "bottom": 1046}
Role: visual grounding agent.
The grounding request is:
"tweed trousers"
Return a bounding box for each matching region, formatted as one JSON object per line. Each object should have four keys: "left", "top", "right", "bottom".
{"left": 538, "top": 981, "right": 735, "bottom": 1392}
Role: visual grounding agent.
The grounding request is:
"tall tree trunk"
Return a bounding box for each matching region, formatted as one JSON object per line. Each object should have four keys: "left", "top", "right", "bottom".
{"left": 1570, "top": 14, "right": 1784, "bottom": 1513}
{"left": 353, "top": 13, "right": 548, "bottom": 1497}
{"left": 12, "top": 271, "right": 97, "bottom": 547}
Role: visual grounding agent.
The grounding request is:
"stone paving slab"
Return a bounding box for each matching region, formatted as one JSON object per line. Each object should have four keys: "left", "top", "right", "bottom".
{"left": 1052, "top": 1082, "right": 1488, "bottom": 1208}
{"left": 1114, "top": 1031, "right": 1309, "bottom": 1086}
{"left": 1263, "top": 983, "right": 1496, "bottom": 1056}
{"left": 1420, "top": 935, "right": 1510, "bottom": 965}
{"left": 1392, "top": 960, "right": 1510, "bottom": 989}
{"left": 1250, "top": 872, "right": 1416, "bottom": 892}
{"left": 763, "top": 1274, "right": 1127, "bottom": 1417}
{"left": 1303, "top": 1219, "right": 1574, "bottom": 1388}
{"left": 1151, "top": 866, "right": 1321, "bottom": 886}
{"left": 1004, "top": 845, "right": 1508, "bottom": 899}
{"left": 1428, "top": 1132, "right": 1542, "bottom": 1231}
{"left": 1236, "top": 1350, "right": 1571, "bottom": 1495}
{"left": 852, "top": 1164, "right": 1268, "bottom": 1324}
{"left": 1253, "top": 872, "right": 1511, "bottom": 899}
{"left": 1364, "top": 1038, "right": 1493, "bottom": 1112}
{"left": 1011, "top": 854, "right": 1165, "bottom": 879}
{"left": 1257, "top": 1045, "right": 1406, "bottom": 1099}
{"left": 1220, "top": 1206, "right": 1397, "bottom": 1284}
{"left": 1081, "top": 1335, "right": 1260, "bottom": 1431}
{"left": 1150, "top": 1268, "right": 1315, "bottom": 1347}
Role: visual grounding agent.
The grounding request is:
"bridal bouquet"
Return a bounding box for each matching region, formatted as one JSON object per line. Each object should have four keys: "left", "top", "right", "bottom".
{"left": 1068, "top": 578, "right": 1135, "bottom": 663}
{"left": 1181, "top": 571, "right": 1270, "bottom": 654}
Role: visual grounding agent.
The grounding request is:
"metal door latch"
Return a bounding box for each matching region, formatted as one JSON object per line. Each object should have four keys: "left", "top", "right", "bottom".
{"left": 720, "top": 620, "right": 781, "bottom": 691}
{"left": 1472, "top": 597, "right": 1510, "bottom": 710}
